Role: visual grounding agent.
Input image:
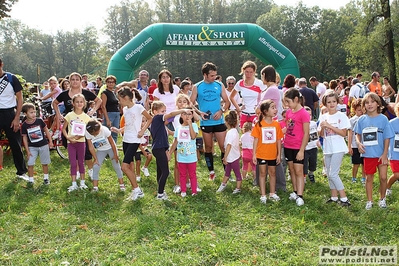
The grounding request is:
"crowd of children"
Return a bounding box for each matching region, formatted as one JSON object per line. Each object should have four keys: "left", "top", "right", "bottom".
{"left": 8, "top": 68, "right": 399, "bottom": 212}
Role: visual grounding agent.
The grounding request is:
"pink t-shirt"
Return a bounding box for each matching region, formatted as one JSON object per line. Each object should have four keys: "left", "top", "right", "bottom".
{"left": 284, "top": 107, "right": 310, "bottom": 149}
{"left": 259, "top": 84, "right": 283, "bottom": 120}
{"left": 153, "top": 85, "right": 180, "bottom": 114}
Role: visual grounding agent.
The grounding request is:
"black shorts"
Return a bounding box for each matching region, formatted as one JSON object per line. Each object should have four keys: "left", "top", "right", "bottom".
{"left": 304, "top": 147, "right": 317, "bottom": 174}
{"left": 257, "top": 158, "right": 277, "bottom": 166}
{"left": 200, "top": 123, "right": 227, "bottom": 133}
{"left": 351, "top": 148, "right": 364, "bottom": 165}
{"left": 284, "top": 147, "right": 304, "bottom": 164}
{"left": 85, "top": 139, "right": 92, "bottom": 160}
{"left": 196, "top": 137, "right": 204, "bottom": 150}
{"left": 122, "top": 142, "right": 140, "bottom": 164}
{"left": 134, "top": 148, "right": 151, "bottom": 161}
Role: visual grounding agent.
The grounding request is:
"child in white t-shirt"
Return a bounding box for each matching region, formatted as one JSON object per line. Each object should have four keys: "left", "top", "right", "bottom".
{"left": 318, "top": 92, "right": 351, "bottom": 207}
{"left": 86, "top": 119, "right": 125, "bottom": 192}
{"left": 303, "top": 106, "right": 318, "bottom": 183}
{"left": 217, "top": 110, "right": 242, "bottom": 194}
{"left": 240, "top": 122, "right": 255, "bottom": 180}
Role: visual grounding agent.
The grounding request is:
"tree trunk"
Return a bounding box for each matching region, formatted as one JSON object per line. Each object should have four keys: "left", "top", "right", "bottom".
{"left": 381, "top": 0, "right": 397, "bottom": 91}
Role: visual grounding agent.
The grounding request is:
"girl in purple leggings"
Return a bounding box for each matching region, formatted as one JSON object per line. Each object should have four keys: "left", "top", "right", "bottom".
{"left": 216, "top": 110, "right": 242, "bottom": 194}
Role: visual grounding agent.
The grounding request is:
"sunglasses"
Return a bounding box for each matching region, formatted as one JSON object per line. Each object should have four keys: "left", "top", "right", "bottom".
{"left": 227, "top": 82, "right": 235, "bottom": 85}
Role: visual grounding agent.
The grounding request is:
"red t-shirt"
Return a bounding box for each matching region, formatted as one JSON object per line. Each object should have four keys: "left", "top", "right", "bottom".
{"left": 148, "top": 84, "right": 157, "bottom": 101}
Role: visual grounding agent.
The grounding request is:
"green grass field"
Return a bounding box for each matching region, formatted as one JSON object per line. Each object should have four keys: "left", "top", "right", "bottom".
{"left": 1, "top": 145, "right": 398, "bottom": 265}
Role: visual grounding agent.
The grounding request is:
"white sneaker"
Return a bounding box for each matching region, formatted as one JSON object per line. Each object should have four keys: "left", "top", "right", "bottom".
{"left": 17, "top": 174, "right": 29, "bottom": 181}
{"left": 186, "top": 182, "right": 191, "bottom": 189}
{"left": 289, "top": 192, "right": 298, "bottom": 201}
{"left": 76, "top": 172, "right": 80, "bottom": 180}
{"left": 157, "top": 192, "right": 168, "bottom": 200}
{"left": 232, "top": 188, "right": 241, "bottom": 194}
{"left": 229, "top": 177, "right": 236, "bottom": 182}
{"left": 296, "top": 197, "right": 304, "bottom": 206}
{"left": 260, "top": 196, "right": 267, "bottom": 204}
{"left": 136, "top": 176, "right": 141, "bottom": 182}
{"left": 181, "top": 192, "right": 187, "bottom": 198}
{"left": 216, "top": 183, "right": 227, "bottom": 193}
{"left": 68, "top": 184, "right": 79, "bottom": 192}
{"left": 386, "top": 189, "right": 392, "bottom": 197}
{"left": 128, "top": 189, "right": 144, "bottom": 201}
{"left": 88, "top": 169, "right": 93, "bottom": 179}
{"left": 197, "top": 186, "right": 202, "bottom": 192}
{"left": 378, "top": 198, "right": 387, "bottom": 208}
{"left": 269, "top": 194, "right": 280, "bottom": 202}
{"left": 80, "top": 183, "right": 88, "bottom": 190}
{"left": 365, "top": 201, "right": 373, "bottom": 210}
{"left": 173, "top": 185, "right": 181, "bottom": 194}
{"left": 119, "top": 184, "right": 126, "bottom": 192}
{"left": 141, "top": 167, "right": 150, "bottom": 177}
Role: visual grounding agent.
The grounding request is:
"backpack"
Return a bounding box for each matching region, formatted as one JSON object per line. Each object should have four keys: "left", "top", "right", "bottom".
{"left": 4, "top": 72, "right": 14, "bottom": 87}
{"left": 357, "top": 83, "right": 369, "bottom": 98}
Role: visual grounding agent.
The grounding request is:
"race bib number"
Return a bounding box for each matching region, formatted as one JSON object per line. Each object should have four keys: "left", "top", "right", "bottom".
{"left": 394, "top": 134, "right": 399, "bottom": 152}
{"left": 71, "top": 121, "right": 86, "bottom": 136}
{"left": 261, "top": 127, "right": 276, "bottom": 144}
{"left": 362, "top": 127, "right": 378, "bottom": 146}
{"left": 27, "top": 125, "right": 43, "bottom": 143}
{"left": 177, "top": 127, "right": 190, "bottom": 142}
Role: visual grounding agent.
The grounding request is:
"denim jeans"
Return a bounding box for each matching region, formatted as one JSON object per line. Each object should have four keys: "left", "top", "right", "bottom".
{"left": 103, "top": 111, "right": 120, "bottom": 144}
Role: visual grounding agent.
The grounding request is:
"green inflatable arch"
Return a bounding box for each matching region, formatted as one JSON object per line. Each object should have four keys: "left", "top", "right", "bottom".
{"left": 107, "top": 23, "right": 300, "bottom": 82}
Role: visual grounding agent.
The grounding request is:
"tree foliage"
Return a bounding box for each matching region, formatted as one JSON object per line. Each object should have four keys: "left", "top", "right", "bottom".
{"left": 0, "top": 0, "right": 398, "bottom": 89}
{"left": 0, "top": 0, "right": 18, "bottom": 19}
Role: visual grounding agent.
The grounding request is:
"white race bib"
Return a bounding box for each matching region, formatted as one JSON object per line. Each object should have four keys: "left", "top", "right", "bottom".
{"left": 362, "top": 127, "right": 378, "bottom": 146}
{"left": 261, "top": 127, "right": 276, "bottom": 144}
{"left": 71, "top": 121, "right": 86, "bottom": 136}
{"left": 394, "top": 134, "right": 399, "bottom": 152}
{"left": 27, "top": 125, "right": 43, "bottom": 143}
{"left": 177, "top": 127, "right": 190, "bottom": 143}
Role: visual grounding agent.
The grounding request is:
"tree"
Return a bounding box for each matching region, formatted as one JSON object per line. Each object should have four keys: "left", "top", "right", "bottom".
{"left": 104, "top": 0, "right": 155, "bottom": 53}
{"left": 345, "top": 0, "right": 397, "bottom": 89}
{"left": 0, "top": 0, "right": 18, "bottom": 19}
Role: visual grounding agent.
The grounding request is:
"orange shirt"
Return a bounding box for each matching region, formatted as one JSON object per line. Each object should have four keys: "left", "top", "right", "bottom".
{"left": 251, "top": 119, "right": 283, "bottom": 160}
{"left": 368, "top": 82, "right": 382, "bottom": 96}
{"left": 120, "top": 115, "right": 125, "bottom": 128}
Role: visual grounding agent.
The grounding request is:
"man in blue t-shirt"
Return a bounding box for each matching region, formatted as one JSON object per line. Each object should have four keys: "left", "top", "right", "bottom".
{"left": 190, "top": 62, "right": 230, "bottom": 181}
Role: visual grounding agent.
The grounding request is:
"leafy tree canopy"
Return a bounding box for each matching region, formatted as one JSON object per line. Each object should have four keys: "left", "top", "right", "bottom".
{"left": 0, "top": 0, "right": 18, "bottom": 19}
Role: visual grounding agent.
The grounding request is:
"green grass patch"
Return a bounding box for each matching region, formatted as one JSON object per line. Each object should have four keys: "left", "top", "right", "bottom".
{"left": 1, "top": 146, "right": 399, "bottom": 265}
